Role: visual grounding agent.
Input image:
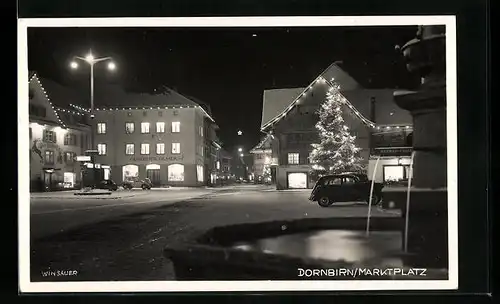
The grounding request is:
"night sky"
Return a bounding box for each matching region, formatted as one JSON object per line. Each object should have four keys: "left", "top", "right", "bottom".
{"left": 27, "top": 26, "right": 419, "bottom": 150}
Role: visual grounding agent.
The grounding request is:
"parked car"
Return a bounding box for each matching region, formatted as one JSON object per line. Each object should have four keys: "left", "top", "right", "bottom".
{"left": 96, "top": 180, "right": 118, "bottom": 191}
{"left": 309, "top": 173, "right": 383, "bottom": 207}
{"left": 122, "top": 177, "right": 153, "bottom": 190}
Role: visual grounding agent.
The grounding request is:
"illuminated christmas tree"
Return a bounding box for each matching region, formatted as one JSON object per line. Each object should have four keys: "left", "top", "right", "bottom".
{"left": 262, "top": 164, "right": 272, "bottom": 183}
{"left": 309, "top": 82, "right": 364, "bottom": 174}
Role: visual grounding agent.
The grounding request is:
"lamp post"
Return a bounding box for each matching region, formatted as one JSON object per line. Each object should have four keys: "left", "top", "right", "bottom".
{"left": 70, "top": 50, "right": 116, "bottom": 189}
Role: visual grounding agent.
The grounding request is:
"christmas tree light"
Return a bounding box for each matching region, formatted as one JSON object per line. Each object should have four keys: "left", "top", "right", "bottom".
{"left": 309, "top": 82, "right": 364, "bottom": 175}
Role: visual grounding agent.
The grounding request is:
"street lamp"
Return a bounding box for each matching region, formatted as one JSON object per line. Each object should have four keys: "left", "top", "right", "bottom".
{"left": 70, "top": 50, "right": 116, "bottom": 189}
{"left": 238, "top": 147, "right": 243, "bottom": 152}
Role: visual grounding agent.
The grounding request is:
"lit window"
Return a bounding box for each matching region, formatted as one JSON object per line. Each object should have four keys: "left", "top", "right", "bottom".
{"left": 199, "top": 146, "right": 204, "bottom": 156}
{"left": 168, "top": 164, "right": 184, "bottom": 181}
{"left": 288, "top": 153, "right": 299, "bottom": 164}
{"left": 156, "top": 143, "right": 165, "bottom": 154}
{"left": 156, "top": 122, "right": 165, "bottom": 133}
{"left": 141, "top": 143, "right": 150, "bottom": 155}
{"left": 172, "top": 121, "right": 180, "bottom": 133}
{"left": 200, "top": 126, "right": 204, "bottom": 137}
{"left": 384, "top": 165, "right": 406, "bottom": 182}
{"left": 97, "top": 143, "right": 107, "bottom": 155}
{"left": 44, "top": 150, "right": 54, "bottom": 164}
{"left": 64, "top": 152, "right": 75, "bottom": 163}
{"left": 197, "top": 165, "right": 204, "bottom": 182}
{"left": 125, "top": 144, "right": 134, "bottom": 155}
{"left": 141, "top": 122, "right": 150, "bottom": 134}
{"left": 97, "top": 123, "right": 106, "bottom": 134}
{"left": 172, "top": 142, "right": 181, "bottom": 154}
{"left": 125, "top": 122, "right": 135, "bottom": 134}
{"left": 216, "top": 161, "right": 220, "bottom": 170}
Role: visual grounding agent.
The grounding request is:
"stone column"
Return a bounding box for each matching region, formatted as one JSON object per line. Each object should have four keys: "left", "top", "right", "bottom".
{"left": 383, "top": 25, "right": 449, "bottom": 269}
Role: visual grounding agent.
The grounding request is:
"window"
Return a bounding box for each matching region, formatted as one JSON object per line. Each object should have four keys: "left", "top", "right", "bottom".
{"left": 156, "top": 143, "right": 165, "bottom": 154}
{"left": 199, "top": 145, "right": 204, "bottom": 156}
{"left": 97, "top": 143, "right": 107, "bottom": 155}
{"left": 125, "top": 144, "right": 135, "bottom": 155}
{"left": 384, "top": 165, "right": 409, "bottom": 182}
{"left": 141, "top": 143, "right": 150, "bottom": 155}
{"left": 200, "top": 126, "right": 204, "bottom": 137}
{"left": 80, "top": 134, "right": 84, "bottom": 148}
{"left": 197, "top": 165, "right": 204, "bottom": 182}
{"left": 125, "top": 122, "right": 135, "bottom": 134}
{"left": 64, "top": 134, "right": 77, "bottom": 146}
{"left": 172, "top": 142, "right": 181, "bottom": 154}
{"left": 143, "top": 111, "right": 147, "bottom": 117}
{"left": 141, "top": 122, "right": 150, "bottom": 134}
{"left": 64, "top": 152, "right": 76, "bottom": 163}
{"left": 216, "top": 161, "right": 220, "bottom": 170}
{"left": 43, "top": 130, "right": 56, "bottom": 143}
{"left": 171, "top": 121, "right": 180, "bottom": 133}
{"left": 325, "top": 178, "right": 342, "bottom": 186}
{"left": 158, "top": 111, "right": 163, "bottom": 117}
{"left": 287, "top": 153, "right": 299, "bottom": 165}
{"left": 168, "top": 164, "right": 185, "bottom": 182}
{"left": 343, "top": 177, "right": 356, "bottom": 184}
{"left": 156, "top": 122, "right": 165, "bottom": 133}
{"left": 173, "top": 110, "right": 179, "bottom": 116}
{"left": 44, "top": 150, "right": 54, "bottom": 164}
{"left": 97, "top": 123, "right": 106, "bottom": 134}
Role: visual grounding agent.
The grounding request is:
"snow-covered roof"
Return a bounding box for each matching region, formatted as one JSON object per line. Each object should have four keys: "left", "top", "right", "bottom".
{"left": 259, "top": 61, "right": 412, "bottom": 132}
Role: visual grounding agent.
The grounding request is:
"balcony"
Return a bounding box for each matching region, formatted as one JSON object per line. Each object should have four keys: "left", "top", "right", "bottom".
{"left": 370, "top": 129, "right": 413, "bottom": 156}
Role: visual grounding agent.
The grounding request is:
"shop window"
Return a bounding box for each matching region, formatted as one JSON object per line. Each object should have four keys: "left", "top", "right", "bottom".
{"left": 123, "top": 164, "right": 139, "bottom": 182}
{"left": 197, "top": 165, "right": 204, "bottom": 182}
{"left": 168, "top": 164, "right": 184, "bottom": 182}
{"left": 383, "top": 165, "right": 409, "bottom": 182}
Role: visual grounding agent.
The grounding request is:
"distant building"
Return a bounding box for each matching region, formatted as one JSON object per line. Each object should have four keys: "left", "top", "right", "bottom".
{"left": 28, "top": 72, "right": 92, "bottom": 191}
{"left": 89, "top": 84, "right": 220, "bottom": 187}
{"left": 250, "top": 134, "right": 275, "bottom": 183}
{"left": 259, "top": 62, "right": 413, "bottom": 189}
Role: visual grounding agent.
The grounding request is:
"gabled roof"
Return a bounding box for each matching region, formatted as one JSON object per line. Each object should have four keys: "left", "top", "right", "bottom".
{"left": 260, "top": 61, "right": 413, "bottom": 132}
{"left": 261, "top": 88, "right": 305, "bottom": 129}
{"left": 250, "top": 134, "right": 273, "bottom": 153}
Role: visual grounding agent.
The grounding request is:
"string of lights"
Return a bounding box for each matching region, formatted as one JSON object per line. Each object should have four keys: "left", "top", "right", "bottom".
{"left": 260, "top": 74, "right": 413, "bottom": 132}
{"left": 30, "top": 73, "right": 67, "bottom": 128}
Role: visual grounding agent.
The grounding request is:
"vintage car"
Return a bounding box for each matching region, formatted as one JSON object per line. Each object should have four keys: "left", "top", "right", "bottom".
{"left": 122, "top": 177, "right": 153, "bottom": 190}
{"left": 309, "top": 173, "right": 383, "bottom": 207}
{"left": 96, "top": 180, "right": 118, "bottom": 191}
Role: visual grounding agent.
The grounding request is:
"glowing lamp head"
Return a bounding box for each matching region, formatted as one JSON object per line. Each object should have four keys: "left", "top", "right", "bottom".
{"left": 238, "top": 148, "right": 243, "bottom": 152}
{"left": 107, "top": 62, "right": 116, "bottom": 71}
{"left": 85, "top": 54, "right": 94, "bottom": 62}
{"left": 240, "top": 153, "right": 244, "bottom": 157}
{"left": 70, "top": 61, "right": 78, "bottom": 69}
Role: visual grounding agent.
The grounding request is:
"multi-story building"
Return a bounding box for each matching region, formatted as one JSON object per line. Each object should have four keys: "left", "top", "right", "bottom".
{"left": 88, "top": 84, "right": 219, "bottom": 187}
{"left": 250, "top": 134, "right": 275, "bottom": 183}
{"left": 259, "top": 62, "right": 413, "bottom": 189}
{"left": 28, "top": 72, "right": 92, "bottom": 191}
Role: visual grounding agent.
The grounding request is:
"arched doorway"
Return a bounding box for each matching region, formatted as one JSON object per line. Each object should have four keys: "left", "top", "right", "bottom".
{"left": 146, "top": 164, "right": 161, "bottom": 186}
{"left": 122, "top": 164, "right": 139, "bottom": 182}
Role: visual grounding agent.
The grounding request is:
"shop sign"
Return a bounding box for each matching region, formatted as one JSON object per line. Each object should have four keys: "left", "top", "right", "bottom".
{"left": 76, "top": 155, "right": 91, "bottom": 162}
{"left": 372, "top": 147, "right": 412, "bottom": 156}
{"left": 129, "top": 155, "right": 184, "bottom": 162}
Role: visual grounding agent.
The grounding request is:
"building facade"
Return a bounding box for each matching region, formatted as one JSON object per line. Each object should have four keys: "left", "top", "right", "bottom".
{"left": 28, "top": 73, "right": 92, "bottom": 191}
{"left": 89, "top": 87, "right": 219, "bottom": 187}
{"left": 259, "top": 62, "right": 413, "bottom": 189}
{"left": 250, "top": 134, "right": 274, "bottom": 183}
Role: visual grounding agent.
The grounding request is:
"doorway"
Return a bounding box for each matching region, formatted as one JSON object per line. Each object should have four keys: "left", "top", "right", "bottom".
{"left": 146, "top": 164, "right": 161, "bottom": 186}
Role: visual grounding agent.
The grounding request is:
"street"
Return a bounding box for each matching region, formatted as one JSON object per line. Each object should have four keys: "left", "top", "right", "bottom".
{"left": 30, "top": 185, "right": 399, "bottom": 281}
